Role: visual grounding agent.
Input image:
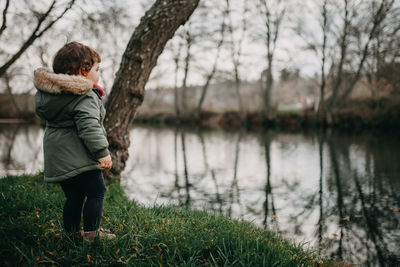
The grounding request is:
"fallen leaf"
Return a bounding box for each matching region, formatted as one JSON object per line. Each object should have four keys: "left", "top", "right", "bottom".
{"left": 332, "top": 233, "right": 338, "bottom": 239}
{"left": 340, "top": 217, "right": 350, "bottom": 221}
{"left": 271, "top": 215, "right": 277, "bottom": 219}
{"left": 87, "top": 254, "right": 93, "bottom": 263}
{"left": 125, "top": 254, "right": 136, "bottom": 264}
{"left": 333, "top": 260, "right": 345, "bottom": 266}
{"left": 114, "top": 248, "right": 120, "bottom": 256}
{"left": 34, "top": 256, "right": 40, "bottom": 262}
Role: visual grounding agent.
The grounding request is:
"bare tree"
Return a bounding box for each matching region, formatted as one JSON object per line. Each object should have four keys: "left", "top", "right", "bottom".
{"left": 172, "top": 40, "right": 183, "bottom": 117}
{"left": 258, "top": 0, "right": 286, "bottom": 117}
{"left": 226, "top": 0, "right": 248, "bottom": 120}
{"left": 104, "top": 0, "right": 200, "bottom": 176}
{"left": 296, "top": 0, "right": 396, "bottom": 119}
{"left": 0, "top": 0, "right": 76, "bottom": 77}
{"left": 365, "top": 5, "right": 400, "bottom": 97}
{"left": 337, "top": 0, "right": 396, "bottom": 102}
{"left": 180, "top": 25, "right": 193, "bottom": 113}
{"left": 326, "top": 0, "right": 351, "bottom": 110}
{"left": 324, "top": 0, "right": 395, "bottom": 109}
{"left": 196, "top": 4, "right": 227, "bottom": 116}
{"left": 318, "top": 0, "right": 329, "bottom": 120}
{"left": 293, "top": 0, "right": 331, "bottom": 120}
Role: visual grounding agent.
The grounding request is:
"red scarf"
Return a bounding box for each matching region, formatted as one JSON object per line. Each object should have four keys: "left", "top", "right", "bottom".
{"left": 93, "top": 83, "right": 105, "bottom": 97}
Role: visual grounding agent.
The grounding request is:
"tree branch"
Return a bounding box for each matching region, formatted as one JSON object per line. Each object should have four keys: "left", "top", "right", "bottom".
{"left": 339, "top": 0, "right": 395, "bottom": 101}
{"left": 0, "top": 0, "right": 10, "bottom": 37}
{"left": 0, "top": 0, "right": 76, "bottom": 77}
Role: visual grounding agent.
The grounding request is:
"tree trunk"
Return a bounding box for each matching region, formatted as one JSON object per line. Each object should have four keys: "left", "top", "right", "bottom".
{"left": 317, "top": 0, "right": 328, "bottom": 123}
{"left": 326, "top": 0, "right": 350, "bottom": 110}
{"left": 264, "top": 67, "right": 273, "bottom": 116}
{"left": 104, "top": 0, "right": 199, "bottom": 176}
{"left": 173, "top": 43, "right": 182, "bottom": 117}
{"left": 259, "top": 0, "right": 285, "bottom": 118}
{"left": 181, "top": 28, "right": 192, "bottom": 113}
{"left": 196, "top": 7, "right": 226, "bottom": 117}
{"left": 226, "top": 0, "right": 246, "bottom": 120}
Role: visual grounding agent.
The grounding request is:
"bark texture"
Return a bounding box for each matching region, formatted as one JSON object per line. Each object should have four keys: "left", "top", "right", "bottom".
{"left": 104, "top": 0, "right": 199, "bottom": 176}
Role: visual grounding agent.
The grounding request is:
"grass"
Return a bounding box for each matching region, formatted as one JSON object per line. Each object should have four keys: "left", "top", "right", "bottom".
{"left": 0, "top": 173, "right": 331, "bottom": 266}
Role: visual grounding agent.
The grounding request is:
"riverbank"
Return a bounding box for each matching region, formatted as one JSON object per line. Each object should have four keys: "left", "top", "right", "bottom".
{"left": 2, "top": 93, "right": 400, "bottom": 130}
{"left": 134, "top": 97, "right": 400, "bottom": 130}
{"left": 0, "top": 173, "right": 331, "bottom": 266}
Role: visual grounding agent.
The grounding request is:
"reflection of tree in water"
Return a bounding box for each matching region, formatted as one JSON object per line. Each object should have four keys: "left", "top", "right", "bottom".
{"left": 198, "top": 130, "right": 223, "bottom": 213}
{"left": 173, "top": 128, "right": 183, "bottom": 204}
{"left": 239, "top": 130, "right": 399, "bottom": 266}
{"left": 0, "top": 124, "right": 20, "bottom": 168}
{"left": 169, "top": 129, "right": 245, "bottom": 217}
{"left": 0, "top": 124, "right": 43, "bottom": 174}
{"left": 227, "top": 131, "right": 243, "bottom": 218}
{"left": 139, "top": 127, "right": 399, "bottom": 266}
{"left": 181, "top": 131, "right": 191, "bottom": 206}
{"left": 261, "top": 131, "right": 279, "bottom": 232}
{"left": 199, "top": 130, "right": 245, "bottom": 216}
{"left": 319, "top": 133, "right": 400, "bottom": 266}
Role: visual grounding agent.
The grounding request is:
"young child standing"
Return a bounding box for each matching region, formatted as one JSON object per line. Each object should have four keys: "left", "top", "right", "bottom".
{"left": 34, "top": 41, "right": 115, "bottom": 242}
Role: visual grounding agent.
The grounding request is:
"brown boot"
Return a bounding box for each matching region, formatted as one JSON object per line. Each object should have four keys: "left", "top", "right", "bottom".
{"left": 83, "top": 228, "right": 116, "bottom": 243}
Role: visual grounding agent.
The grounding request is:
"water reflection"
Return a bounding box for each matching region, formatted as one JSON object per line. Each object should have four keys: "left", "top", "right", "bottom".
{"left": 0, "top": 124, "right": 43, "bottom": 176}
{"left": 0, "top": 124, "right": 399, "bottom": 265}
{"left": 122, "top": 126, "right": 399, "bottom": 266}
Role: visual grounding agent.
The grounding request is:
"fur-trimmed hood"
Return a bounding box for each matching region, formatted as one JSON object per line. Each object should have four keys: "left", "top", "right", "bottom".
{"left": 34, "top": 68, "right": 93, "bottom": 94}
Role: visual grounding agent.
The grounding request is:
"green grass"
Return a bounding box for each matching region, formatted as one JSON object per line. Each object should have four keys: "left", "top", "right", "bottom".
{"left": 0, "top": 173, "right": 331, "bottom": 266}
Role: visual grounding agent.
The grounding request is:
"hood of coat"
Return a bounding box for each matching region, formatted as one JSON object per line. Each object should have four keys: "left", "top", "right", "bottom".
{"left": 34, "top": 68, "right": 94, "bottom": 122}
{"left": 34, "top": 68, "right": 93, "bottom": 94}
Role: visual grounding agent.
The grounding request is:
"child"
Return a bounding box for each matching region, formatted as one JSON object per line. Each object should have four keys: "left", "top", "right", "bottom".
{"left": 34, "top": 41, "right": 115, "bottom": 242}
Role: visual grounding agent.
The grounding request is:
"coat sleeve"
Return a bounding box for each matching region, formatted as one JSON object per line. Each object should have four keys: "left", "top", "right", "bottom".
{"left": 72, "top": 93, "right": 110, "bottom": 159}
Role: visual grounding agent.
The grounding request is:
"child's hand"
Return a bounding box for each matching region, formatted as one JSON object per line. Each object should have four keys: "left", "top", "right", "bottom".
{"left": 98, "top": 155, "right": 112, "bottom": 170}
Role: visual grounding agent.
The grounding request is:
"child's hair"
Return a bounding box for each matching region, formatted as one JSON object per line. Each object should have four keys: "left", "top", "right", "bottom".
{"left": 53, "top": 41, "right": 101, "bottom": 75}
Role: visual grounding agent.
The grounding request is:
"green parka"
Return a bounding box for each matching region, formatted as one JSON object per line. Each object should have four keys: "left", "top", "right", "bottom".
{"left": 34, "top": 68, "right": 109, "bottom": 183}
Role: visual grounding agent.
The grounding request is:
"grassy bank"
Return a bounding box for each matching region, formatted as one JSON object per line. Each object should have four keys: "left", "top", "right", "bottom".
{"left": 0, "top": 173, "right": 330, "bottom": 266}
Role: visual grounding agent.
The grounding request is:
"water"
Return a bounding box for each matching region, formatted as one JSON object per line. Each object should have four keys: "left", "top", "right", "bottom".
{"left": 1, "top": 123, "right": 399, "bottom": 266}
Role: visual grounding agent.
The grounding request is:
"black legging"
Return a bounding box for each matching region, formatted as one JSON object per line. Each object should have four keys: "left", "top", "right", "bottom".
{"left": 59, "top": 170, "right": 106, "bottom": 232}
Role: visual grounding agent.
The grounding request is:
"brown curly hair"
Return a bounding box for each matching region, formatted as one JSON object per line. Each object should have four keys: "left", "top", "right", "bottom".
{"left": 52, "top": 42, "right": 101, "bottom": 75}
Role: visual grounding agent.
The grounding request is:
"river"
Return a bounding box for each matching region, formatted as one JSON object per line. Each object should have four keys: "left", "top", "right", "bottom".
{"left": 1, "top": 123, "right": 399, "bottom": 266}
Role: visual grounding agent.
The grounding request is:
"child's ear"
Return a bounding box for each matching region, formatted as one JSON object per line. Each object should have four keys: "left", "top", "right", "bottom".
{"left": 79, "top": 69, "right": 88, "bottom": 77}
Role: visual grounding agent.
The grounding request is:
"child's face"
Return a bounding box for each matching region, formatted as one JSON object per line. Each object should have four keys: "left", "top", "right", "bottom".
{"left": 85, "top": 62, "right": 100, "bottom": 84}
